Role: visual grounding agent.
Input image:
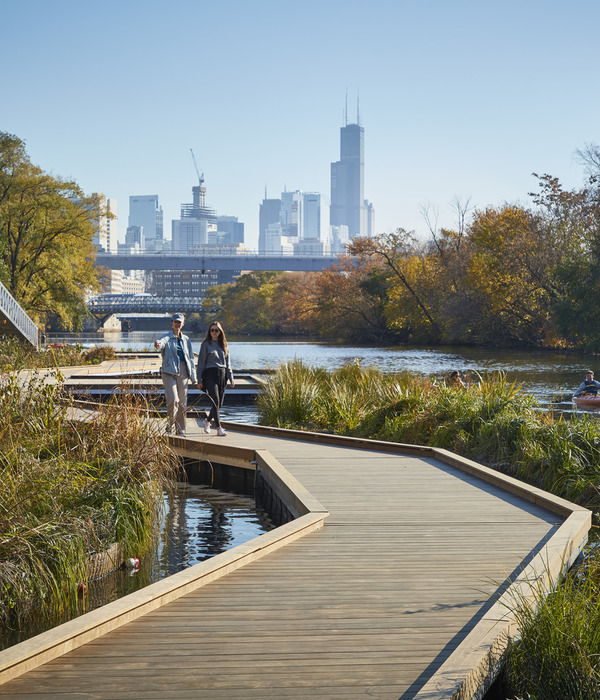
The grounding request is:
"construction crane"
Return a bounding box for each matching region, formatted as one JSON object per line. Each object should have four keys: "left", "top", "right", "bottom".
{"left": 189, "top": 148, "right": 204, "bottom": 186}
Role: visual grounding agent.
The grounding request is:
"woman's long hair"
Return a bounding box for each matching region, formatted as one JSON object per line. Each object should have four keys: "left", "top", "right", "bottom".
{"left": 204, "top": 321, "right": 228, "bottom": 355}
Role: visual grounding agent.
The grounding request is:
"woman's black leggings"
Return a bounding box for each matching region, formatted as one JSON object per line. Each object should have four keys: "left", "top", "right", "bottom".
{"left": 202, "top": 367, "right": 227, "bottom": 427}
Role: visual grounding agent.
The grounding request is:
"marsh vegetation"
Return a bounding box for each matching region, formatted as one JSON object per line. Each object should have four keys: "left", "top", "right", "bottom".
{"left": 0, "top": 372, "right": 176, "bottom": 635}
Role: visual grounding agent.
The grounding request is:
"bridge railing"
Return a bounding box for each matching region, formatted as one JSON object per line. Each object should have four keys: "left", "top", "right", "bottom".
{"left": 88, "top": 295, "right": 204, "bottom": 314}
{"left": 105, "top": 248, "right": 338, "bottom": 256}
{"left": 95, "top": 251, "right": 342, "bottom": 272}
{"left": 0, "top": 281, "right": 39, "bottom": 347}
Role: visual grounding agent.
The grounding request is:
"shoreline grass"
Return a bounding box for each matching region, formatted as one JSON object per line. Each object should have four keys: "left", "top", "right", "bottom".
{"left": 258, "top": 359, "right": 600, "bottom": 511}
{"left": 0, "top": 371, "right": 177, "bottom": 634}
{"left": 501, "top": 545, "right": 600, "bottom": 699}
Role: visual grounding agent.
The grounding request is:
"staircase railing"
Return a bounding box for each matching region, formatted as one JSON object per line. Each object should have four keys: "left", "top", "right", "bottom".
{"left": 0, "top": 281, "right": 39, "bottom": 347}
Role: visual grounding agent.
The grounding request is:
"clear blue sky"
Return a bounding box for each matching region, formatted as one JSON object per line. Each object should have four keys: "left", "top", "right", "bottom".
{"left": 2, "top": 0, "right": 599, "bottom": 249}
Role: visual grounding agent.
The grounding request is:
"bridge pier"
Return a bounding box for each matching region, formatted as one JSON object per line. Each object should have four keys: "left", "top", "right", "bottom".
{"left": 99, "top": 314, "right": 122, "bottom": 332}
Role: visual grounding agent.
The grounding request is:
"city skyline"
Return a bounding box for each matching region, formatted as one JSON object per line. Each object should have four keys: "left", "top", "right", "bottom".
{"left": 127, "top": 111, "right": 369, "bottom": 255}
{"left": 3, "top": 1, "right": 600, "bottom": 251}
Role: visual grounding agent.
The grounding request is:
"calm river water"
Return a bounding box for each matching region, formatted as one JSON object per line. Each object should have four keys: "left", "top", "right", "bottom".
{"left": 49, "top": 330, "right": 600, "bottom": 414}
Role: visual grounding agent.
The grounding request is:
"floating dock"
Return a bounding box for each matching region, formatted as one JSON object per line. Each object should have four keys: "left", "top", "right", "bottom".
{"left": 54, "top": 355, "right": 264, "bottom": 405}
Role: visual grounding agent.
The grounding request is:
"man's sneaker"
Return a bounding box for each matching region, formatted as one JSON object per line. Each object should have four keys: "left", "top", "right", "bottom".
{"left": 176, "top": 429, "right": 186, "bottom": 437}
{"left": 203, "top": 419, "right": 211, "bottom": 434}
{"left": 217, "top": 427, "right": 227, "bottom": 436}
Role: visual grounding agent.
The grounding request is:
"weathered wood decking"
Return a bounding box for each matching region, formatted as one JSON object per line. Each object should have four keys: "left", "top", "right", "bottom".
{"left": 0, "top": 418, "right": 591, "bottom": 699}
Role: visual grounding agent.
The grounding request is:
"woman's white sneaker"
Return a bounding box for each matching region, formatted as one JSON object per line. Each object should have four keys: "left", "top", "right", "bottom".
{"left": 203, "top": 419, "right": 211, "bottom": 434}
{"left": 217, "top": 427, "right": 227, "bottom": 436}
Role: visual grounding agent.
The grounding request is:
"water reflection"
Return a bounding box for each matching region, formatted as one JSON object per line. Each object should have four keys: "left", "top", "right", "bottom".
{"left": 155, "top": 483, "right": 274, "bottom": 574}
{"left": 0, "top": 483, "right": 274, "bottom": 650}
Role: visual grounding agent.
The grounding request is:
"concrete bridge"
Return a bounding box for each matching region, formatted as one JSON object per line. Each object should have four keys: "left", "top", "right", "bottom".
{"left": 95, "top": 252, "right": 341, "bottom": 272}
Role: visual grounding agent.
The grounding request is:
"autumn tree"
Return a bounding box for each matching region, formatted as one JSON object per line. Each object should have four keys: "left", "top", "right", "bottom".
{"left": 0, "top": 132, "right": 104, "bottom": 329}
{"left": 270, "top": 272, "right": 321, "bottom": 335}
{"left": 458, "top": 205, "right": 557, "bottom": 346}
{"left": 531, "top": 167, "right": 600, "bottom": 349}
{"left": 348, "top": 230, "right": 442, "bottom": 341}
{"left": 313, "top": 255, "right": 394, "bottom": 342}
{"left": 201, "top": 271, "right": 286, "bottom": 334}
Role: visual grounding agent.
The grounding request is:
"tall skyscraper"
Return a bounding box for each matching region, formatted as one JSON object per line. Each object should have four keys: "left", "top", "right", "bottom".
{"left": 259, "top": 195, "right": 282, "bottom": 253}
{"left": 280, "top": 190, "right": 303, "bottom": 239}
{"left": 128, "top": 195, "right": 163, "bottom": 251}
{"left": 330, "top": 104, "right": 374, "bottom": 238}
{"left": 216, "top": 215, "right": 244, "bottom": 244}
{"left": 259, "top": 189, "right": 332, "bottom": 253}
{"left": 89, "top": 194, "right": 118, "bottom": 253}
{"left": 303, "top": 192, "right": 330, "bottom": 242}
{"left": 125, "top": 225, "right": 144, "bottom": 249}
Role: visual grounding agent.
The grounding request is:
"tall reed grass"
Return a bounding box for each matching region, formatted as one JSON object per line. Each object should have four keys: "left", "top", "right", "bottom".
{"left": 257, "top": 358, "right": 422, "bottom": 433}
{"left": 259, "top": 361, "right": 600, "bottom": 510}
{"left": 0, "top": 372, "right": 177, "bottom": 632}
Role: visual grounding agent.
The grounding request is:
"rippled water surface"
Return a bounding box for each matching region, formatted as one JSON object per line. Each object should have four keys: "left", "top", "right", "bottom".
{"left": 49, "top": 331, "right": 600, "bottom": 409}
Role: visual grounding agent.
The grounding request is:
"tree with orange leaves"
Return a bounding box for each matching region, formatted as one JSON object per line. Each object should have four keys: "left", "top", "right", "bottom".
{"left": 348, "top": 230, "right": 442, "bottom": 341}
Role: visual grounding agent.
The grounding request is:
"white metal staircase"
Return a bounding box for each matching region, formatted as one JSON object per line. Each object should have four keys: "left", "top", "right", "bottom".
{"left": 0, "top": 281, "right": 39, "bottom": 347}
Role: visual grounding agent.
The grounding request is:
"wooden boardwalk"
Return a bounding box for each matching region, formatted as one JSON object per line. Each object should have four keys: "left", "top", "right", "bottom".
{"left": 0, "top": 420, "right": 590, "bottom": 699}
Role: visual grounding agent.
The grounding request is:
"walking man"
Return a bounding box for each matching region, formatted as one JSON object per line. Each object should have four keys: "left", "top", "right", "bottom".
{"left": 155, "top": 313, "right": 197, "bottom": 436}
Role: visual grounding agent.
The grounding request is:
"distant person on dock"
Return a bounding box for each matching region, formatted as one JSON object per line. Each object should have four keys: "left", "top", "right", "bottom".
{"left": 197, "top": 322, "right": 234, "bottom": 436}
{"left": 445, "top": 370, "right": 466, "bottom": 388}
{"left": 574, "top": 370, "right": 600, "bottom": 397}
{"left": 154, "top": 313, "right": 197, "bottom": 436}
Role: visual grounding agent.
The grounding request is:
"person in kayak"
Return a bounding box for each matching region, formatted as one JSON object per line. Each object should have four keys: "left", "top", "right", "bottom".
{"left": 574, "top": 370, "right": 600, "bottom": 397}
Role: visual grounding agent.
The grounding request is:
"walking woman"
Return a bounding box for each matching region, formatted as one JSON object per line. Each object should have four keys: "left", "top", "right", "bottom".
{"left": 197, "top": 322, "right": 234, "bottom": 436}
{"left": 154, "top": 313, "right": 197, "bottom": 436}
